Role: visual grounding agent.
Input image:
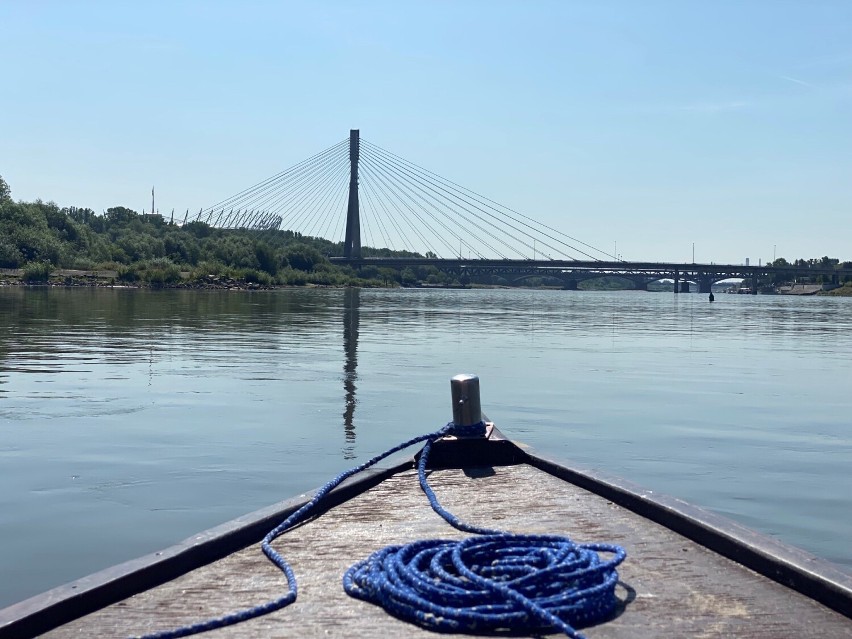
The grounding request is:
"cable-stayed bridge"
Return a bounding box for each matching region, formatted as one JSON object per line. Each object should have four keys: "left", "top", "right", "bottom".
{"left": 190, "top": 130, "right": 849, "bottom": 292}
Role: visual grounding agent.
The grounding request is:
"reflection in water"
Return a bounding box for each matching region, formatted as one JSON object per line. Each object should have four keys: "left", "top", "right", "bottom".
{"left": 342, "top": 288, "right": 360, "bottom": 459}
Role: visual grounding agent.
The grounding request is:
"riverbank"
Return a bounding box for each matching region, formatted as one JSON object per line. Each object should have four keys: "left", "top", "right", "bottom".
{"left": 0, "top": 268, "right": 388, "bottom": 291}
{"left": 1, "top": 271, "right": 280, "bottom": 291}
{"left": 820, "top": 283, "right": 852, "bottom": 296}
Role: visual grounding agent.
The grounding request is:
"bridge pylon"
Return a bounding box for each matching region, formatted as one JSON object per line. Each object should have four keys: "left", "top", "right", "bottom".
{"left": 343, "top": 129, "right": 361, "bottom": 259}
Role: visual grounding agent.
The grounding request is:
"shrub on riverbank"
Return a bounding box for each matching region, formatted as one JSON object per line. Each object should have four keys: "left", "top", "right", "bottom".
{"left": 822, "top": 282, "right": 852, "bottom": 297}
{"left": 22, "top": 261, "right": 53, "bottom": 282}
{"left": 144, "top": 259, "right": 183, "bottom": 286}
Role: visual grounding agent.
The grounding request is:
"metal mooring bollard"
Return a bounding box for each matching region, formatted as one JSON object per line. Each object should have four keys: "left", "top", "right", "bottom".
{"left": 450, "top": 374, "right": 482, "bottom": 428}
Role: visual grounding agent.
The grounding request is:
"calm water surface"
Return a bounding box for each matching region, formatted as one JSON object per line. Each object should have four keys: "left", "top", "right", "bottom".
{"left": 1, "top": 287, "right": 850, "bottom": 607}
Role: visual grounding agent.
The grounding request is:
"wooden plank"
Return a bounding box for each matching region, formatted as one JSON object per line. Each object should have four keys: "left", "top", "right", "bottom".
{"left": 527, "top": 452, "right": 852, "bottom": 618}
{"left": 41, "top": 465, "right": 852, "bottom": 638}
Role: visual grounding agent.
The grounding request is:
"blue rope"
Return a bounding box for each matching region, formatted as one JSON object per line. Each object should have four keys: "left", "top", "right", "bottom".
{"left": 343, "top": 536, "right": 625, "bottom": 638}
{"left": 135, "top": 422, "right": 625, "bottom": 639}
{"left": 344, "top": 426, "right": 626, "bottom": 638}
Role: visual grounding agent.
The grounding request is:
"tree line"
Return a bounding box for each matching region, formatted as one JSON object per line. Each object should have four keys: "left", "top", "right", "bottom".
{"left": 2, "top": 174, "right": 848, "bottom": 288}
{"left": 0, "top": 174, "right": 465, "bottom": 287}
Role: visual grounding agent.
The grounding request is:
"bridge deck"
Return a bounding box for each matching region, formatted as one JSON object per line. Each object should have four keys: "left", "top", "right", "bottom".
{"left": 42, "top": 464, "right": 851, "bottom": 638}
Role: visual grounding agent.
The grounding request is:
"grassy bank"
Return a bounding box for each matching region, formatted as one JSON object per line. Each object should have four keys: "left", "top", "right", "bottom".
{"left": 0, "top": 266, "right": 391, "bottom": 290}
{"left": 820, "top": 282, "right": 852, "bottom": 297}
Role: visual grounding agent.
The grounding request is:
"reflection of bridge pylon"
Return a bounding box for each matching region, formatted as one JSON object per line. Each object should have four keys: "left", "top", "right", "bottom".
{"left": 342, "top": 287, "right": 359, "bottom": 459}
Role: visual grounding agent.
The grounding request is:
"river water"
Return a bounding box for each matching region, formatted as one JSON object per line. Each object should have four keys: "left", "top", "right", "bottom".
{"left": 0, "top": 286, "right": 850, "bottom": 608}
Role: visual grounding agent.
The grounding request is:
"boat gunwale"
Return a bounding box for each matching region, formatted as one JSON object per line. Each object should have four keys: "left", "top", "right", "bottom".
{"left": 2, "top": 431, "right": 851, "bottom": 638}
{"left": 525, "top": 450, "right": 852, "bottom": 619}
{"left": 0, "top": 459, "right": 415, "bottom": 639}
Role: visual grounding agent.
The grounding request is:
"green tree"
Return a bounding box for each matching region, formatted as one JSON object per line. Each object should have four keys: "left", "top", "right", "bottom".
{"left": 0, "top": 175, "right": 11, "bottom": 202}
{"left": 358, "top": 265, "right": 379, "bottom": 280}
{"left": 284, "top": 243, "right": 324, "bottom": 271}
{"left": 377, "top": 267, "right": 399, "bottom": 284}
{"left": 105, "top": 206, "right": 138, "bottom": 226}
{"left": 254, "top": 242, "right": 279, "bottom": 275}
{"left": 0, "top": 236, "right": 23, "bottom": 267}
{"left": 400, "top": 267, "right": 417, "bottom": 285}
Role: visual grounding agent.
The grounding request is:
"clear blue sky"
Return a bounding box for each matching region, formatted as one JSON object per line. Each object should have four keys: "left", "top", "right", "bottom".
{"left": 1, "top": 1, "right": 850, "bottom": 263}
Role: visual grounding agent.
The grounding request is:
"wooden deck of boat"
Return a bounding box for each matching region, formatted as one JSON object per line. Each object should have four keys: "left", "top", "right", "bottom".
{"left": 40, "top": 463, "right": 851, "bottom": 638}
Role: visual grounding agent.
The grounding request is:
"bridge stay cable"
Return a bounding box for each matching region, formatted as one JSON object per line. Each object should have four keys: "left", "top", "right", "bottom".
{"left": 361, "top": 148, "right": 503, "bottom": 259}
{"left": 303, "top": 165, "right": 349, "bottom": 239}
{"left": 360, "top": 160, "right": 447, "bottom": 257}
{"left": 261, "top": 151, "right": 347, "bottom": 228}
{"left": 362, "top": 143, "right": 563, "bottom": 260}
{"left": 200, "top": 144, "right": 347, "bottom": 231}
{"left": 249, "top": 149, "right": 348, "bottom": 222}
{"left": 359, "top": 165, "right": 416, "bottom": 253}
{"left": 361, "top": 139, "right": 613, "bottom": 260}
{"left": 361, "top": 151, "right": 488, "bottom": 259}
{"left": 361, "top": 163, "right": 427, "bottom": 255}
{"left": 300, "top": 157, "right": 352, "bottom": 238}
{"left": 276, "top": 154, "right": 349, "bottom": 234}
{"left": 359, "top": 161, "right": 445, "bottom": 258}
{"left": 362, "top": 139, "right": 611, "bottom": 261}
{"left": 361, "top": 146, "right": 519, "bottom": 260}
{"left": 359, "top": 173, "right": 415, "bottom": 254}
{"left": 368, "top": 190, "right": 396, "bottom": 252}
{"left": 224, "top": 141, "right": 347, "bottom": 229}
{"left": 362, "top": 144, "right": 529, "bottom": 259}
{"left": 362, "top": 141, "right": 577, "bottom": 261}
{"left": 360, "top": 159, "right": 476, "bottom": 259}
{"left": 199, "top": 138, "right": 347, "bottom": 222}
{"left": 314, "top": 164, "right": 355, "bottom": 242}
{"left": 199, "top": 132, "right": 617, "bottom": 263}
{"left": 361, "top": 160, "right": 458, "bottom": 258}
{"left": 202, "top": 139, "right": 346, "bottom": 211}
{"left": 358, "top": 178, "right": 394, "bottom": 252}
{"left": 357, "top": 186, "right": 382, "bottom": 250}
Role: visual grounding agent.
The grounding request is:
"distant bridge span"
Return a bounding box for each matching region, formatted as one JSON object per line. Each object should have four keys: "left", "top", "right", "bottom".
{"left": 197, "top": 130, "right": 851, "bottom": 291}
{"left": 331, "top": 257, "right": 850, "bottom": 292}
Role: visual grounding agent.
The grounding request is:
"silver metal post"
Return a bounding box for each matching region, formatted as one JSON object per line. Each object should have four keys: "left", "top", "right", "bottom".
{"left": 450, "top": 374, "right": 482, "bottom": 427}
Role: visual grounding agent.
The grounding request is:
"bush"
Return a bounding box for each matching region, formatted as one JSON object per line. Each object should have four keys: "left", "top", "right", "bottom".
{"left": 0, "top": 237, "right": 23, "bottom": 267}
{"left": 68, "top": 257, "right": 96, "bottom": 270}
{"left": 93, "top": 261, "right": 123, "bottom": 271}
{"left": 117, "top": 264, "right": 142, "bottom": 282}
{"left": 284, "top": 243, "right": 324, "bottom": 271}
{"left": 22, "top": 261, "right": 53, "bottom": 282}
{"left": 278, "top": 268, "right": 308, "bottom": 285}
{"left": 190, "top": 260, "right": 229, "bottom": 280}
{"left": 143, "top": 258, "right": 182, "bottom": 286}
{"left": 234, "top": 268, "right": 273, "bottom": 285}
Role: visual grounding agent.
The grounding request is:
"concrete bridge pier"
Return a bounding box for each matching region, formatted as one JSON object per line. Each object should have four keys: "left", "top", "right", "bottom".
{"left": 680, "top": 281, "right": 690, "bottom": 293}
{"left": 633, "top": 280, "right": 648, "bottom": 291}
{"left": 562, "top": 278, "right": 578, "bottom": 291}
{"left": 673, "top": 270, "right": 679, "bottom": 294}
{"left": 698, "top": 276, "right": 713, "bottom": 294}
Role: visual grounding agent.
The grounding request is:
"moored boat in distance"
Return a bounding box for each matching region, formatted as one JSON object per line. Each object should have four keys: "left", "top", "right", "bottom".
{"left": 1, "top": 375, "right": 851, "bottom": 638}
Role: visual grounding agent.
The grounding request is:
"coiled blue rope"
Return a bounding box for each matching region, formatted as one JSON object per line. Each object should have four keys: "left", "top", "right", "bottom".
{"left": 344, "top": 428, "right": 626, "bottom": 638}
{"left": 343, "top": 535, "right": 625, "bottom": 637}
{"left": 135, "top": 422, "right": 625, "bottom": 639}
